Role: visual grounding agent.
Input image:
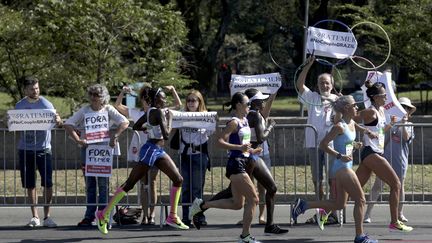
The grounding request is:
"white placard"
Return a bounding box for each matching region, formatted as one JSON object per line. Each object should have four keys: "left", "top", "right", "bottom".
{"left": 361, "top": 71, "right": 406, "bottom": 121}
{"left": 171, "top": 110, "right": 217, "bottom": 131}
{"left": 306, "top": 26, "right": 357, "bottom": 59}
{"left": 7, "top": 109, "right": 57, "bottom": 131}
{"left": 84, "top": 112, "right": 109, "bottom": 144}
{"left": 230, "top": 73, "right": 281, "bottom": 97}
{"left": 85, "top": 145, "right": 113, "bottom": 177}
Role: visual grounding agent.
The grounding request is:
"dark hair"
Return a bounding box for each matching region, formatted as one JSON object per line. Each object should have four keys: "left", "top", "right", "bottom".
{"left": 146, "top": 87, "right": 163, "bottom": 107}
{"left": 244, "top": 88, "right": 259, "bottom": 99}
{"left": 139, "top": 86, "right": 150, "bottom": 102}
{"left": 20, "top": 76, "right": 39, "bottom": 88}
{"left": 365, "top": 81, "right": 386, "bottom": 100}
{"left": 223, "top": 92, "right": 247, "bottom": 112}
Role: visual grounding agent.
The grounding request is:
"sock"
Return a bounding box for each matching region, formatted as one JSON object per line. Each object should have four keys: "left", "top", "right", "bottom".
{"left": 169, "top": 186, "right": 181, "bottom": 218}
{"left": 101, "top": 187, "right": 126, "bottom": 219}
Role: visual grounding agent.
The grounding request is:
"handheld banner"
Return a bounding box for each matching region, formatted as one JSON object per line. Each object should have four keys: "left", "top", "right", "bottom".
{"left": 306, "top": 26, "right": 357, "bottom": 59}
{"left": 7, "top": 109, "right": 57, "bottom": 131}
{"left": 171, "top": 110, "right": 217, "bottom": 131}
{"left": 361, "top": 71, "right": 406, "bottom": 121}
{"left": 85, "top": 145, "right": 113, "bottom": 177}
{"left": 230, "top": 73, "right": 281, "bottom": 97}
{"left": 84, "top": 112, "right": 109, "bottom": 144}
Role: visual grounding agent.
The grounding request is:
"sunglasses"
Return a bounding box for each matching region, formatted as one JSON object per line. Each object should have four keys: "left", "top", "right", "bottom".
{"left": 187, "top": 98, "right": 198, "bottom": 103}
{"left": 89, "top": 92, "right": 101, "bottom": 98}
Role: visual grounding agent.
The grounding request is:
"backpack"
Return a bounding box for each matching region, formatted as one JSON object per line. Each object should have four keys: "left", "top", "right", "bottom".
{"left": 113, "top": 206, "right": 142, "bottom": 225}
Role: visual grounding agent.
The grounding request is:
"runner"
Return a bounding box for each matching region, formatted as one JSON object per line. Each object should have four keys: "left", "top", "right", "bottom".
{"left": 95, "top": 87, "right": 189, "bottom": 235}
{"left": 292, "top": 95, "right": 378, "bottom": 243}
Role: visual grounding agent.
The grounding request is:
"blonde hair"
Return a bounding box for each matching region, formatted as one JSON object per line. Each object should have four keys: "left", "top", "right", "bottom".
{"left": 333, "top": 95, "right": 355, "bottom": 113}
{"left": 185, "top": 90, "right": 207, "bottom": 112}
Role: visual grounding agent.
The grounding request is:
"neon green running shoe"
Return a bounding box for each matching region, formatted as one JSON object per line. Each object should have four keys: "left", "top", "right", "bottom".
{"left": 316, "top": 209, "right": 331, "bottom": 231}
{"left": 166, "top": 215, "right": 189, "bottom": 230}
{"left": 95, "top": 211, "right": 108, "bottom": 235}
{"left": 389, "top": 220, "right": 413, "bottom": 233}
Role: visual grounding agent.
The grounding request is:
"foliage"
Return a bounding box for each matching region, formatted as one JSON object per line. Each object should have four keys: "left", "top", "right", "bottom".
{"left": 0, "top": 1, "right": 192, "bottom": 110}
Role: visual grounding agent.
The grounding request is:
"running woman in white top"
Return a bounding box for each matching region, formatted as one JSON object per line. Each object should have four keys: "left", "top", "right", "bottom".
{"left": 95, "top": 87, "right": 189, "bottom": 235}
{"left": 354, "top": 81, "right": 413, "bottom": 233}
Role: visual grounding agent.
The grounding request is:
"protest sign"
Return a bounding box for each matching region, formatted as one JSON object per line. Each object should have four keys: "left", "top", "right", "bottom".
{"left": 84, "top": 112, "right": 110, "bottom": 144}
{"left": 171, "top": 110, "right": 217, "bottom": 131}
{"left": 7, "top": 109, "right": 57, "bottom": 131}
{"left": 230, "top": 73, "right": 281, "bottom": 96}
{"left": 85, "top": 145, "right": 113, "bottom": 177}
{"left": 306, "top": 26, "right": 357, "bottom": 59}
{"left": 362, "top": 71, "right": 406, "bottom": 121}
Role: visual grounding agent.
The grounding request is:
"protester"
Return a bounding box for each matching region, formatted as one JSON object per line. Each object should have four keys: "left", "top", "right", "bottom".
{"left": 64, "top": 84, "right": 129, "bottom": 227}
{"left": 14, "top": 77, "right": 62, "bottom": 228}
{"left": 364, "top": 97, "right": 416, "bottom": 223}
{"left": 95, "top": 87, "right": 189, "bottom": 235}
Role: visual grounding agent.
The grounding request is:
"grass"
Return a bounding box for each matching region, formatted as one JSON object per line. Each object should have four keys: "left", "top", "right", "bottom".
{"left": 1, "top": 165, "right": 431, "bottom": 198}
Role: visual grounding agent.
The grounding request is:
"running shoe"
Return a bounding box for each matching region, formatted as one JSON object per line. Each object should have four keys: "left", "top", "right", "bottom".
{"left": 399, "top": 214, "right": 408, "bottom": 222}
{"left": 165, "top": 215, "right": 189, "bottom": 230}
{"left": 354, "top": 234, "right": 378, "bottom": 243}
{"left": 189, "top": 198, "right": 204, "bottom": 220}
{"left": 389, "top": 220, "right": 413, "bottom": 233}
{"left": 291, "top": 198, "right": 307, "bottom": 222}
{"left": 26, "top": 217, "right": 40, "bottom": 228}
{"left": 192, "top": 213, "right": 203, "bottom": 230}
{"left": 95, "top": 211, "right": 108, "bottom": 235}
{"left": 363, "top": 217, "right": 371, "bottom": 223}
{"left": 238, "top": 234, "right": 261, "bottom": 243}
{"left": 43, "top": 217, "right": 57, "bottom": 228}
{"left": 316, "top": 208, "right": 330, "bottom": 231}
{"left": 264, "top": 224, "right": 289, "bottom": 234}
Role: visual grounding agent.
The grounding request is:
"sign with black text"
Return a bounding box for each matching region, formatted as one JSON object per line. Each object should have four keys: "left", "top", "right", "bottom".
{"left": 85, "top": 145, "right": 113, "bottom": 177}
{"left": 84, "top": 112, "right": 109, "bottom": 144}
{"left": 230, "top": 73, "right": 281, "bottom": 97}
{"left": 7, "top": 109, "right": 57, "bottom": 131}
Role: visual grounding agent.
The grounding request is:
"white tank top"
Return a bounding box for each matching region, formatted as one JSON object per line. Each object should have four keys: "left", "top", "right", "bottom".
{"left": 363, "top": 107, "right": 386, "bottom": 153}
{"left": 249, "top": 110, "right": 269, "bottom": 156}
{"left": 145, "top": 107, "right": 164, "bottom": 139}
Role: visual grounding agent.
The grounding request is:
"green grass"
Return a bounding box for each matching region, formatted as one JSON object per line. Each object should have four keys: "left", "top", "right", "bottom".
{"left": 1, "top": 165, "right": 431, "bottom": 197}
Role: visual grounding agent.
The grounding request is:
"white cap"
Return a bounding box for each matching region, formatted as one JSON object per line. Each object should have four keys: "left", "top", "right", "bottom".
{"left": 399, "top": 97, "right": 416, "bottom": 114}
{"left": 249, "top": 90, "right": 269, "bottom": 102}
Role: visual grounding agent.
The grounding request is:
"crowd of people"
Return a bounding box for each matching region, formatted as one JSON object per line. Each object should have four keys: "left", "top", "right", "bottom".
{"left": 11, "top": 55, "right": 417, "bottom": 243}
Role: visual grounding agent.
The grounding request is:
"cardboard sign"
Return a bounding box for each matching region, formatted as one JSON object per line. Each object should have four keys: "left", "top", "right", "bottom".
{"left": 7, "top": 109, "right": 57, "bottom": 131}
{"left": 84, "top": 112, "right": 109, "bottom": 144}
{"left": 362, "top": 71, "right": 406, "bottom": 121}
{"left": 307, "top": 26, "right": 357, "bottom": 59}
{"left": 171, "top": 110, "right": 217, "bottom": 131}
{"left": 85, "top": 145, "right": 113, "bottom": 177}
{"left": 230, "top": 73, "right": 281, "bottom": 97}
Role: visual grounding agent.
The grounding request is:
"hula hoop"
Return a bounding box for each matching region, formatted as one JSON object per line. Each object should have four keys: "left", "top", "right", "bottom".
{"left": 349, "top": 21, "right": 391, "bottom": 70}
{"left": 268, "top": 29, "right": 294, "bottom": 71}
{"left": 349, "top": 55, "right": 383, "bottom": 104}
{"left": 308, "top": 19, "right": 355, "bottom": 67}
{"left": 293, "top": 58, "right": 344, "bottom": 107}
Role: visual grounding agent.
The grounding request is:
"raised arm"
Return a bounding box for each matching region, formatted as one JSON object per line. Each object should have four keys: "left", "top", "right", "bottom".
{"left": 261, "top": 92, "right": 276, "bottom": 119}
{"left": 114, "top": 86, "right": 131, "bottom": 117}
{"left": 165, "top": 85, "right": 182, "bottom": 110}
{"left": 296, "top": 55, "right": 315, "bottom": 95}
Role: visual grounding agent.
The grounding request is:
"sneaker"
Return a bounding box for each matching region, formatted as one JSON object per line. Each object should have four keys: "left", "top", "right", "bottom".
{"left": 95, "top": 211, "right": 108, "bottom": 235}
{"left": 264, "top": 224, "right": 289, "bottom": 234}
{"left": 189, "top": 198, "right": 204, "bottom": 220}
{"left": 316, "top": 209, "right": 330, "bottom": 231}
{"left": 399, "top": 215, "right": 408, "bottom": 222}
{"left": 325, "top": 213, "right": 339, "bottom": 225}
{"left": 26, "top": 217, "right": 40, "bottom": 228}
{"left": 389, "top": 220, "right": 413, "bottom": 233}
{"left": 363, "top": 217, "right": 371, "bottom": 223}
{"left": 238, "top": 234, "right": 261, "bottom": 243}
{"left": 43, "top": 217, "right": 57, "bottom": 228}
{"left": 192, "top": 213, "right": 203, "bottom": 230}
{"left": 165, "top": 215, "right": 189, "bottom": 230}
{"left": 291, "top": 198, "right": 307, "bottom": 222}
{"left": 354, "top": 234, "right": 378, "bottom": 243}
{"left": 77, "top": 218, "right": 93, "bottom": 227}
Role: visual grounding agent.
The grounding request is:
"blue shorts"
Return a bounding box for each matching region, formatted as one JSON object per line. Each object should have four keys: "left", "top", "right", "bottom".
{"left": 19, "top": 149, "right": 53, "bottom": 189}
{"left": 139, "top": 142, "right": 166, "bottom": 167}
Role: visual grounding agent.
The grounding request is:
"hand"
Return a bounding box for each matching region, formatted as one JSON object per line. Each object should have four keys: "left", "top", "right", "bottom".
{"left": 366, "top": 130, "right": 378, "bottom": 139}
{"left": 77, "top": 139, "right": 87, "bottom": 147}
{"left": 122, "top": 86, "right": 132, "bottom": 94}
{"left": 240, "top": 143, "right": 251, "bottom": 152}
{"left": 164, "top": 85, "right": 175, "bottom": 92}
{"left": 109, "top": 136, "right": 118, "bottom": 148}
{"left": 55, "top": 113, "right": 63, "bottom": 126}
{"left": 353, "top": 141, "right": 363, "bottom": 150}
{"left": 268, "top": 119, "right": 276, "bottom": 127}
{"left": 402, "top": 115, "right": 408, "bottom": 123}
{"left": 306, "top": 55, "right": 315, "bottom": 66}
{"left": 390, "top": 115, "right": 397, "bottom": 125}
{"left": 341, "top": 154, "right": 352, "bottom": 162}
{"left": 251, "top": 147, "right": 263, "bottom": 155}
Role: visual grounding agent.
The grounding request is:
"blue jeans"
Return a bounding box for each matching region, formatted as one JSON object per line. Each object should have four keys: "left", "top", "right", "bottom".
{"left": 81, "top": 148, "right": 109, "bottom": 220}
{"left": 181, "top": 153, "right": 208, "bottom": 222}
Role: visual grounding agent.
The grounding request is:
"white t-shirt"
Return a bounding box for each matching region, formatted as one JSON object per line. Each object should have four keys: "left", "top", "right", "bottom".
{"left": 299, "top": 87, "right": 338, "bottom": 148}
{"left": 180, "top": 127, "right": 212, "bottom": 155}
{"left": 127, "top": 108, "right": 148, "bottom": 162}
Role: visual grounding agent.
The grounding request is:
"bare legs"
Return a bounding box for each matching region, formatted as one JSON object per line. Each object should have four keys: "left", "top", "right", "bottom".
{"left": 28, "top": 187, "right": 53, "bottom": 219}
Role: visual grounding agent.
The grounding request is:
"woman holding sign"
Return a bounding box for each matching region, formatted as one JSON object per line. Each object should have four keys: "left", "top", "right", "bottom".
{"left": 354, "top": 81, "right": 413, "bottom": 232}
{"left": 292, "top": 95, "right": 378, "bottom": 243}
{"left": 114, "top": 85, "right": 182, "bottom": 225}
{"left": 189, "top": 92, "right": 262, "bottom": 243}
{"left": 64, "top": 84, "right": 129, "bottom": 227}
{"left": 96, "top": 87, "right": 189, "bottom": 234}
